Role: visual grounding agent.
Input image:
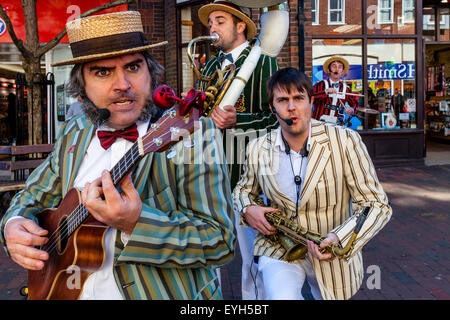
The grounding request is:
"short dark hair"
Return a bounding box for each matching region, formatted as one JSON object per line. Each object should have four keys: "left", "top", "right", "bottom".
{"left": 231, "top": 15, "right": 248, "bottom": 39}
{"left": 267, "top": 67, "right": 313, "bottom": 105}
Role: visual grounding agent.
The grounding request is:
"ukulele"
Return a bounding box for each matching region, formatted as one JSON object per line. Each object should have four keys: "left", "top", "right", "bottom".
{"left": 27, "top": 88, "right": 204, "bottom": 299}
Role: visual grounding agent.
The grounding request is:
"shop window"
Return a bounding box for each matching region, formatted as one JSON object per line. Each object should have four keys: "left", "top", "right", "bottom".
{"left": 328, "top": 0, "right": 345, "bottom": 25}
{"left": 366, "top": 0, "right": 415, "bottom": 34}
{"left": 367, "top": 39, "right": 417, "bottom": 130}
{"left": 425, "top": 45, "right": 450, "bottom": 140}
{"left": 312, "top": 39, "right": 363, "bottom": 130}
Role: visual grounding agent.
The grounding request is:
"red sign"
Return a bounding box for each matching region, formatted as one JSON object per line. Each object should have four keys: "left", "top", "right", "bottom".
{"left": 0, "top": 0, "right": 128, "bottom": 43}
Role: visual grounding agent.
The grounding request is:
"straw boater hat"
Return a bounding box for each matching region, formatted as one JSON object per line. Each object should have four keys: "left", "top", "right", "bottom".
{"left": 198, "top": 0, "right": 257, "bottom": 40}
{"left": 52, "top": 11, "right": 167, "bottom": 67}
{"left": 323, "top": 56, "right": 350, "bottom": 75}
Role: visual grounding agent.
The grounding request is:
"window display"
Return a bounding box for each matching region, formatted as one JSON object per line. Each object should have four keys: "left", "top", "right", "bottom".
{"left": 366, "top": 39, "right": 417, "bottom": 130}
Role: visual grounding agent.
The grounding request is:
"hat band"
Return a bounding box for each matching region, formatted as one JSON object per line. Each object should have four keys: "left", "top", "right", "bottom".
{"left": 213, "top": 1, "right": 248, "bottom": 17}
{"left": 70, "top": 32, "right": 149, "bottom": 59}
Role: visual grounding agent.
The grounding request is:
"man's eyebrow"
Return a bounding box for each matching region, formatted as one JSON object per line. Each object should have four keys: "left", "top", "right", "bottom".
{"left": 88, "top": 65, "right": 114, "bottom": 72}
{"left": 88, "top": 58, "right": 144, "bottom": 72}
{"left": 124, "top": 58, "right": 144, "bottom": 68}
{"left": 208, "top": 15, "right": 227, "bottom": 23}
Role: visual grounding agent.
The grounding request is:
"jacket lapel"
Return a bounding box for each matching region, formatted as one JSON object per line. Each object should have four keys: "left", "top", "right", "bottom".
{"left": 234, "top": 45, "right": 251, "bottom": 70}
{"left": 259, "top": 131, "right": 297, "bottom": 211}
{"left": 61, "top": 122, "right": 96, "bottom": 194}
{"left": 299, "top": 120, "right": 331, "bottom": 210}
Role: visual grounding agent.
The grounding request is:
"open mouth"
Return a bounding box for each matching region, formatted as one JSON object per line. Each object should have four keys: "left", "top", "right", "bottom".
{"left": 112, "top": 99, "right": 134, "bottom": 106}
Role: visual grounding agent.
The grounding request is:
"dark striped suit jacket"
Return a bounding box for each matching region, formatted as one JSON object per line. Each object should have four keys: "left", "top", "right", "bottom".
{"left": 0, "top": 114, "right": 235, "bottom": 300}
{"left": 313, "top": 79, "right": 359, "bottom": 120}
{"left": 201, "top": 45, "right": 279, "bottom": 188}
{"left": 233, "top": 120, "right": 392, "bottom": 300}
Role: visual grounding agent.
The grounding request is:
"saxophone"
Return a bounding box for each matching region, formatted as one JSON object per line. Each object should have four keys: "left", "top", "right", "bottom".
{"left": 255, "top": 198, "right": 370, "bottom": 261}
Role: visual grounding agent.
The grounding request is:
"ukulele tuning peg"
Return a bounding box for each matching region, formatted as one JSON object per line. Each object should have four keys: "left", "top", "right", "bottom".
{"left": 166, "top": 147, "right": 177, "bottom": 159}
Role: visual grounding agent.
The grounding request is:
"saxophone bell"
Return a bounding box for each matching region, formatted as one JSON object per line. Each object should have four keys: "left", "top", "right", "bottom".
{"left": 276, "top": 234, "right": 308, "bottom": 261}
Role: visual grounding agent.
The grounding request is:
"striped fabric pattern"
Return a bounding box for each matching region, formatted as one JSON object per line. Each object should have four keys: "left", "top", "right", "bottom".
{"left": 312, "top": 79, "right": 359, "bottom": 120}
{"left": 1, "top": 114, "right": 235, "bottom": 300}
{"left": 232, "top": 119, "right": 392, "bottom": 300}
{"left": 200, "top": 45, "right": 279, "bottom": 188}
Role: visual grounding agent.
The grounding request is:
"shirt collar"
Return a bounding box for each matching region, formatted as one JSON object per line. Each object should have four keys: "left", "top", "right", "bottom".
{"left": 222, "top": 41, "right": 248, "bottom": 64}
{"left": 274, "top": 122, "right": 311, "bottom": 155}
{"left": 96, "top": 120, "right": 149, "bottom": 136}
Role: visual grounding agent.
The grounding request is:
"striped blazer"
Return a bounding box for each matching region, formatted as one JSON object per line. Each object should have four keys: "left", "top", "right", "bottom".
{"left": 201, "top": 45, "right": 279, "bottom": 188}
{"left": 233, "top": 119, "right": 392, "bottom": 300}
{"left": 0, "top": 114, "right": 236, "bottom": 300}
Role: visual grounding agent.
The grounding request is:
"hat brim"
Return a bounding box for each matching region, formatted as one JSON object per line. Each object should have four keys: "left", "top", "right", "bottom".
{"left": 198, "top": 4, "right": 257, "bottom": 40}
{"left": 51, "top": 41, "right": 168, "bottom": 67}
{"left": 323, "top": 56, "right": 350, "bottom": 76}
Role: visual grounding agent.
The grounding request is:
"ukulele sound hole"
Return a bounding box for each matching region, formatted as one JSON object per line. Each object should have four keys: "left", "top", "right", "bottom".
{"left": 57, "top": 217, "right": 69, "bottom": 254}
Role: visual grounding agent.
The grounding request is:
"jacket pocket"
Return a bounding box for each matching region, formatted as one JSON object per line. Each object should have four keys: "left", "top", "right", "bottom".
{"left": 143, "top": 185, "right": 176, "bottom": 212}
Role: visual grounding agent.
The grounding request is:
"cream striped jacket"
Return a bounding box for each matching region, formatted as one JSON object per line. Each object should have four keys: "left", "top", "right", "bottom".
{"left": 233, "top": 119, "right": 392, "bottom": 300}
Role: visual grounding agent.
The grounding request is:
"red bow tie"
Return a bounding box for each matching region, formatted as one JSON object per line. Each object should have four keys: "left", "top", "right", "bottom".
{"left": 97, "top": 123, "right": 139, "bottom": 150}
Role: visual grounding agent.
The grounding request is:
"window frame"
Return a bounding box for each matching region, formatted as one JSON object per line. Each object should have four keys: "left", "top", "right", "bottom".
{"left": 402, "top": 0, "right": 415, "bottom": 24}
{"left": 378, "top": 0, "right": 394, "bottom": 25}
{"left": 312, "top": 0, "right": 320, "bottom": 25}
{"left": 328, "top": 0, "right": 345, "bottom": 25}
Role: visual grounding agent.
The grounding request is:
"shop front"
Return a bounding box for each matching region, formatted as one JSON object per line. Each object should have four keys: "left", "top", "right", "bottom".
{"left": 423, "top": 3, "right": 450, "bottom": 143}
{"left": 174, "top": 0, "right": 448, "bottom": 166}
{"left": 308, "top": 0, "right": 428, "bottom": 166}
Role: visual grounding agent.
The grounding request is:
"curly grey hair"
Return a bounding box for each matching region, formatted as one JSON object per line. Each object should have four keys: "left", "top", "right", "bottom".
{"left": 66, "top": 51, "right": 164, "bottom": 127}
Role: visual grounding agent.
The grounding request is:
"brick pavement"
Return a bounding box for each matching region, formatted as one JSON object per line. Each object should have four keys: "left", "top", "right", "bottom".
{"left": 0, "top": 164, "right": 449, "bottom": 300}
{"left": 221, "top": 164, "right": 450, "bottom": 300}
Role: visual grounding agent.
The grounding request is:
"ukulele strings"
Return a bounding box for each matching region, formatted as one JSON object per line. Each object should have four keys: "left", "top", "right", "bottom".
{"left": 43, "top": 109, "right": 191, "bottom": 255}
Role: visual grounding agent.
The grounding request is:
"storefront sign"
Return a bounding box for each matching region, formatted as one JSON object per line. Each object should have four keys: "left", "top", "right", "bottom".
{"left": 368, "top": 63, "right": 415, "bottom": 80}
{"left": 0, "top": 18, "right": 6, "bottom": 36}
{"left": 313, "top": 62, "right": 415, "bottom": 83}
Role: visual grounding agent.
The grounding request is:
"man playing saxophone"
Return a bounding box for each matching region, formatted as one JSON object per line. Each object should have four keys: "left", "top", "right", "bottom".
{"left": 233, "top": 67, "right": 392, "bottom": 300}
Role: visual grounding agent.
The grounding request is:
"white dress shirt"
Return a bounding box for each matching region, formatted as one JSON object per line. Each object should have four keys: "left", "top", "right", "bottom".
{"left": 75, "top": 120, "right": 149, "bottom": 300}
{"left": 221, "top": 41, "right": 248, "bottom": 71}
{"left": 272, "top": 124, "right": 311, "bottom": 205}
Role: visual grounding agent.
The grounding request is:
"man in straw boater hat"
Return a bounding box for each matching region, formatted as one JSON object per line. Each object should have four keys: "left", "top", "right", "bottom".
{"left": 312, "top": 55, "right": 359, "bottom": 122}
{"left": 1, "top": 11, "right": 235, "bottom": 300}
{"left": 198, "top": 0, "right": 279, "bottom": 188}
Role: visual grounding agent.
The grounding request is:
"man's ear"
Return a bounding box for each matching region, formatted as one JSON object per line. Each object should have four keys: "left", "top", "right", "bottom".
{"left": 236, "top": 21, "right": 246, "bottom": 36}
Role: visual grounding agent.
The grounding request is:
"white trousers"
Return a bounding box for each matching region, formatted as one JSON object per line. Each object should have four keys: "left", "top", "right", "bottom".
{"left": 258, "top": 256, "right": 323, "bottom": 300}
{"left": 235, "top": 211, "right": 266, "bottom": 300}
